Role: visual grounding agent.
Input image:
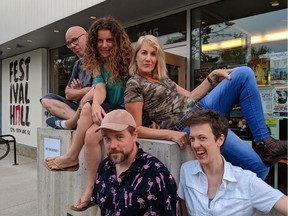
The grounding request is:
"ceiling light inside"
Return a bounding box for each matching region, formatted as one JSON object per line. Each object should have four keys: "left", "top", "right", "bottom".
{"left": 270, "top": 1, "right": 279, "bottom": 6}
{"left": 53, "top": 29, "right": 60, "bottom": 33}
{"left": 90, "top": 16, "right": 96, "bottom": 19}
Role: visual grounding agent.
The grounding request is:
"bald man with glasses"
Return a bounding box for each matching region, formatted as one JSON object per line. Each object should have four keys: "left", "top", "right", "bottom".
{"left": 41, "top": 26, "right": 94, "bottom": 129}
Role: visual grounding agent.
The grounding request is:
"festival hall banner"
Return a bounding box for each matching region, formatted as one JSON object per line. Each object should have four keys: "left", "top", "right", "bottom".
{"left": 2, "top": 49, "right": 47, "bottom": 147}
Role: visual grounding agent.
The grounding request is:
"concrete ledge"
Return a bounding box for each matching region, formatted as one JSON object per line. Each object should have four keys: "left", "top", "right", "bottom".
{"left": 37, "top": 128, "right": 195, "bottom": 216}
{"left": 15, "top": 143, "right": 37, "bottom": 160}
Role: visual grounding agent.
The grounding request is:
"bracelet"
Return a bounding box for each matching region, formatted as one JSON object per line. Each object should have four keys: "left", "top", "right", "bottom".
{"left": 206, "top": 75, "right": 218, "bottom": 87}
{"left": 206, "top": 76, "right": 213, "bottom": 85}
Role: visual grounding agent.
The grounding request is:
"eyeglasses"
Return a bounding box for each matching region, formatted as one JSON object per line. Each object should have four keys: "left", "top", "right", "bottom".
{"left": 66, "top": 34, "right": 85, "bottom": 48}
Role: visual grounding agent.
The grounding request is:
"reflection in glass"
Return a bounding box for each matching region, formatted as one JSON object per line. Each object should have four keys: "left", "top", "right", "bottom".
{"left": 49, "top": 47, "right": 78, "bottom": 96}
{"left": 191, "top": 2, "right": 287, "bottom": 87}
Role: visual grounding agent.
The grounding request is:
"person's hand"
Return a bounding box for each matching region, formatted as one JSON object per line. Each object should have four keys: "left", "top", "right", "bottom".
{"left": 92, "top": 102, "right": 106, "bottom": 125}
{"left": 70, "top": 78, "right": 82, "bottom": 89}
{"left": 210, "top": 68, "right": 236, "bottom": 83}
{"left": 169, "top": 130, "right": 190, "bottom": 150}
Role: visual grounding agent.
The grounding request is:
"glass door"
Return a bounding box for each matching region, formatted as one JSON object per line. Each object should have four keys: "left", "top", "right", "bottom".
{"left": 165, "top": 51, "right": 186, "bottom": 88}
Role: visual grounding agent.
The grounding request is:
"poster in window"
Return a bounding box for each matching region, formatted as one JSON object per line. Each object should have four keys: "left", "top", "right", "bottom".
{"left": 265, "top": 118, "right": 279, "bottom": 140}
{"left": 269, "top": 52, "right": 288, "bottom": 84}
{"left": 251, "top": 58, "right": 270, "bottom": 85}
{"left": 259, "top": 86, "right": 273, "bottom": 114}
{"left": 273, "top": 86, "right": 288, "bottom": 114}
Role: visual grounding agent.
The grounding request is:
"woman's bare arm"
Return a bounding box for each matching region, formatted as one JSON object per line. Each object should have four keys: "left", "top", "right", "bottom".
{"left": 125, "top": 102, "right": 189, "bottom": 149}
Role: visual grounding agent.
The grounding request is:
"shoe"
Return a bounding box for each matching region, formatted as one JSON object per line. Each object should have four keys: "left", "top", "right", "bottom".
{"left": 46, "top": 116, "right": 65, "bottom": 129}
{"left": 44, "top": 158, "right": 79, "bottom": 171}
{"left": 70, "top": 199, "right": 96, "bottom": 212}
{"left": 254, "top": 137, "right": 287, "bottom": 167}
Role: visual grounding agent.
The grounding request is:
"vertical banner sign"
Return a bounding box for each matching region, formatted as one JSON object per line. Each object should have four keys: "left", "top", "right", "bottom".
{"left": 2, "top": 49, "right": 46, "bottom": 148}
{"left": 9, "top": 57, "right": 31, "bottom": 132}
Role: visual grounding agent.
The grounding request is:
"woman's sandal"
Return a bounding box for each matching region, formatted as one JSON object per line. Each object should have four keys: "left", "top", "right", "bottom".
{"left": 70, "top": 199, "right": 97, "bottom": 212}
{"left": 44, "top": 158, "right": 79, "bottom": 172}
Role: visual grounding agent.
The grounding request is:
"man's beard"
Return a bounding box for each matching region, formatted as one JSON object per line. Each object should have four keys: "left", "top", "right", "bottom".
{"left": 108, "top": 152, "right": 129, "bottom": 164}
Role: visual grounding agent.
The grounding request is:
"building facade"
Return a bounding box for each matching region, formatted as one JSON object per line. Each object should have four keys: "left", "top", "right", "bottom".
{"left": 0, "top": 0, "right": 287, "bottom": 156}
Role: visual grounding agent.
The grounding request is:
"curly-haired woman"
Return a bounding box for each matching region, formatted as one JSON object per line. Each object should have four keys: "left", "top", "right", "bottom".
{"left": 45, "top": 17, "right": 133, "bottom": 212}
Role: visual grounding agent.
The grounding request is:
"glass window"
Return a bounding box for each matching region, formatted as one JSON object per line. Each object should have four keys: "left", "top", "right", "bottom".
{"left": 191, "top": 0, "right": 287, "bottom": 88}
{"left": 126, "top": 12, "right": 188, "bottom": 87}
{"left": 49, "top": 46, "right": 78, "bottom": 97}
{"left": 126, "top": 12, "right": 186, "bottom": 46}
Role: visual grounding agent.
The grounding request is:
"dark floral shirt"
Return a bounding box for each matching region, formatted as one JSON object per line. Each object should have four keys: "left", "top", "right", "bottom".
{"left": 92, "top": 143, "right": 179, "bottom": 216}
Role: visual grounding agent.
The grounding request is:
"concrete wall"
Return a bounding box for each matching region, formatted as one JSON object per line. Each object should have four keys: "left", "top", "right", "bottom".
{"left": 37, "top": 128, "right": 196, "bottom": 216}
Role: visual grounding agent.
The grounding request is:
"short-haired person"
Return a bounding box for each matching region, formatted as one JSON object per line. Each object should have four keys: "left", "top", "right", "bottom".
{"left": 178, "top": 110, "right": 288, "bottom": 216}
{"left": 41, "top": 26, "right": 93, "bottom": 129}
{"left": 92, "top": 109, "right": 179, "bottom": 216}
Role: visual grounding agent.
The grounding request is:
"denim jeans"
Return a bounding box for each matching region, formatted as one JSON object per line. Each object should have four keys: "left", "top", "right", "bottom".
{"left": 185, "top": 66, "right": 269, "bottom": 179}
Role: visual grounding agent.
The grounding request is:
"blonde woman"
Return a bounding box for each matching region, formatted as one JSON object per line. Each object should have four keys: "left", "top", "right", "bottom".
{"left": 125, "top": 35, "right": 287, "bottom": 180}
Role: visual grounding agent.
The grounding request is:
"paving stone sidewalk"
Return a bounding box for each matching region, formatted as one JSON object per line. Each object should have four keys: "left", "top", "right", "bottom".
{"left": 0, "top": 150, "right": 37, "bottom": 216}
